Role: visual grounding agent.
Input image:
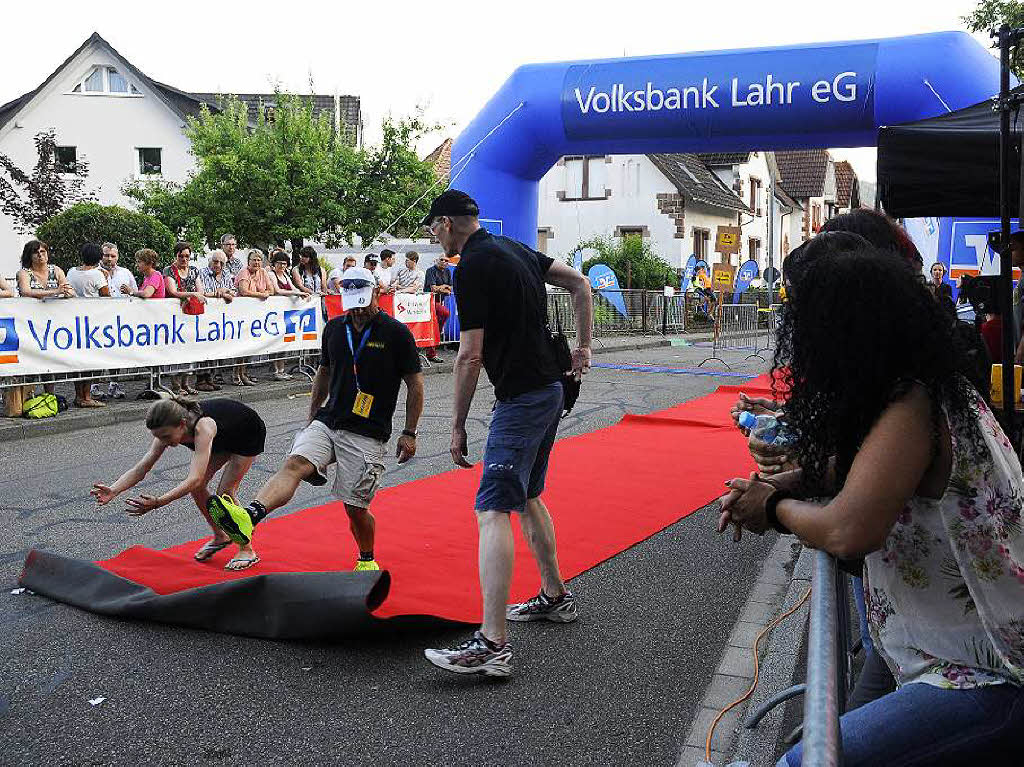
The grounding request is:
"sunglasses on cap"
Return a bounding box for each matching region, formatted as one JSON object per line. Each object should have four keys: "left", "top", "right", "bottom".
{"left": 341, "top": 278, "right": 374, "bottom": 289}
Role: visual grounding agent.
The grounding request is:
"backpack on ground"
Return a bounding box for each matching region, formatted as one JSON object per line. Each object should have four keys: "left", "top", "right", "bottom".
{"left": 23, "top": 393, "right": 58, "bottom": 419}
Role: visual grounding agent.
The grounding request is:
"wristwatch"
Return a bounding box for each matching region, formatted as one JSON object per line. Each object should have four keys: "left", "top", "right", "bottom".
{"left": 402, "top": 429, "right": 418, "bottom": 439}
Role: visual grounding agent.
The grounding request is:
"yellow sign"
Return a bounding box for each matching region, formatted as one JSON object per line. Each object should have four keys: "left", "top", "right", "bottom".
{"left": 712, "top": 264, "right": 736, "bottom": 288}
{"left": 715, "top": 226, "right": 743, "bottom": 256}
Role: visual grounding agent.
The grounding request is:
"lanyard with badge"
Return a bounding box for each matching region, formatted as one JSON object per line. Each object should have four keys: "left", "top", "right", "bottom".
{"left": 346, "top": 321, "right": 374, "bottom": 418}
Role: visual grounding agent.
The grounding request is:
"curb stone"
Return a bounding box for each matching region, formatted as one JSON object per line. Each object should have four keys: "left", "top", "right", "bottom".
{"left": 676, "top": 537, "right": 806, "bottom": 767}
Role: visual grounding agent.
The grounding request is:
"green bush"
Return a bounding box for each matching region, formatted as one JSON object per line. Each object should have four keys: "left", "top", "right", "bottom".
{"left": 578, "top": 234, "right": 677, "bottom": 291}
{"left": 36, "top": 202, "right": 175, "bottom": 272}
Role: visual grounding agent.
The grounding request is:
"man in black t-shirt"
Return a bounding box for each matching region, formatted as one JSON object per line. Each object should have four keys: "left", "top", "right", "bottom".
{"left": 214, "top": 267, "right": 424, "bottom": 572}
{"left": 421, "top": 190, "right": 594, "bottom": 678}
{"left": 422, "top": 253, "right": 453, "bottom": 362}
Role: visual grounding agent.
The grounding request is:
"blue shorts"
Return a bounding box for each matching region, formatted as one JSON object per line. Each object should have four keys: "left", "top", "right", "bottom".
{"left": 475, "top": 382, "right": 563, "bottom": 513}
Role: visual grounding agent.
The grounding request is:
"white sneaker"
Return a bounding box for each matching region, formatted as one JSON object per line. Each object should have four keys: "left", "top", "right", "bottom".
{"left": 424, "top": 631, "right": 512, "bottom": 677}
{"left": 506, "top": 589, "right": 579, "bottom": 623}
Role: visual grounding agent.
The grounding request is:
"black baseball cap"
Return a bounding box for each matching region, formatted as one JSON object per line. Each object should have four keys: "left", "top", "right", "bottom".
{"left": 421, "top": 189, "right": 480, "bottom": 226}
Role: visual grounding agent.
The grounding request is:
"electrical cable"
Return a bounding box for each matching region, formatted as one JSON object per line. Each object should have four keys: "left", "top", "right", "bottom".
{"left": 370, "top": 101, "right": 526, "bottom": 243}
{"left": 705, "top": 587, "right": 812, "bottom": 764}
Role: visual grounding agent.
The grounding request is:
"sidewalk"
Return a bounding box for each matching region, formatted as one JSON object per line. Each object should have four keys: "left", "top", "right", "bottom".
{"left": 0, "top": 334, "right": 678, "bottom": 442}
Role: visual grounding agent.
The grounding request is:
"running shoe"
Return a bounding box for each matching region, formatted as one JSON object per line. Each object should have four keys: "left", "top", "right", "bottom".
{"left": 107, "top": 381, "right": 127, "bottom": 399}
{"left": 207, "top": 495, "right": 254, "bottom": 545}
{"left": 89, "top": 383, "right": 108, "bottom": 401}
{"left": 424, "top": 631, "right": 512, "bottom": 677}
{"left": 506, "top": 589, "right": 579, "bottom": 623}
{"left": 353, "top": 559, "right": 380, "bottom": 571}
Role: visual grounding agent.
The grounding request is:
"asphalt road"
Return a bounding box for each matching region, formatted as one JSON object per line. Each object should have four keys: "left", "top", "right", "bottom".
{"left": 1, "top": 343, "right": 776, "bottom": 766}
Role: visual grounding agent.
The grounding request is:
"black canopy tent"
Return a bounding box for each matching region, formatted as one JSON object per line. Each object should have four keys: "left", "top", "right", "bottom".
{"left": 878, "top": 28, "right": 1022, "bottom": 423}
{"left": 878, "top": 85, "right": 1021, "bottom": 218}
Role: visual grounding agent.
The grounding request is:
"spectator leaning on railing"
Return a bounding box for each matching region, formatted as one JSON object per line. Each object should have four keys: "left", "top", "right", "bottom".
{"left": 164, "top": 241, "right": 206, "bottom": 397}
{"left": 129, "top": 248, "right": 166, "bottom": 299}
{"left": 391, "top": 251, "right": 425, "bottom": 294}
{"left": 100, "top": 242, "right": 137, "bottom": 296}
{"left": 232, "top": 249, "right": 274, "bottom": 387}
{"left": 423, "top": 253, "right": 453, "bottom": 363}
{"left": 220, "top": 233, "right": 243, "bottom": 277}
{"left": 65, "top": 242, "right": 110, "bottom": 409}
{"left": 327, "top": 256, "right": 358, "bottom": 294}
{"left": 16, "top": 240, "right": 71, "bottom": 398}
{"left": 195, "top": 250, "right": 237, "bottom": 392}
{"left": 268, "top": 250, "right": 310, "bottom": 381}
{"left": 377, "top": 249, "right": 396, "bottom": 289}
{"left": 720, "top": 235, "right": 1024, "bottom": 766}
{"left": 293, "top": 245, "right": 327, "bottom": 296}
{"left": 17, "top": 240, "right": 74, "bottom": 300}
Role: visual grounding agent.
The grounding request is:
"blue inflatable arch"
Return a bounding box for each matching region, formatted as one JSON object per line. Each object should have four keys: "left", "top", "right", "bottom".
{"left": 452, "top": 32, "right": 1000, "bottom": 245}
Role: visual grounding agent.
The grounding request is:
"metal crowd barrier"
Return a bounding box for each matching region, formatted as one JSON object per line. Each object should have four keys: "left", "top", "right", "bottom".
{"left": 698, "top": 302, "right": 763, "bottom": 369}
{"left": 802, "top": 551, "right": 845, "bottom": 766}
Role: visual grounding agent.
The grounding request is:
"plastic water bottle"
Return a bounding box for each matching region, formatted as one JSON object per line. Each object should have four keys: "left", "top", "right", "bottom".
{"left": 737, "top": 411, "right": 794, "bottom": 446}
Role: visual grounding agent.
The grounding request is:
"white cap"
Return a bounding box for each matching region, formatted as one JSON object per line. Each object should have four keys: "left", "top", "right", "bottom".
{"left": 340, "top": 266, "right": 376, "bottom": 310}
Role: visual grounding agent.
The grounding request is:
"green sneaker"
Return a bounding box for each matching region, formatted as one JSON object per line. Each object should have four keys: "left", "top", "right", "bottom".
{"left": 207, "top": 494, "right": 254, "bottom": 545}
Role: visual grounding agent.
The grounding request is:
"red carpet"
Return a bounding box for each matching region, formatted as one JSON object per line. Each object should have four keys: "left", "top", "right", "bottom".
{"left": 94, "top": 375, "right": 773, "bottom": 624}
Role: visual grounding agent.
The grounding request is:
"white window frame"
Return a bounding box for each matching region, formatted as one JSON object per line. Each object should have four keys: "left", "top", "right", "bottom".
{"left": 68, "top": 65, "right": 143, "bottom": 98}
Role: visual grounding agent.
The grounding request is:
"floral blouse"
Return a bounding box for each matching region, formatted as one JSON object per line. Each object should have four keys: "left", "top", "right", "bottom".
{"left": 19, "top": 265, "right": 58, "bottom": 292}
{"left": 865, "top": 387, "right": 1024, "bottom": 689}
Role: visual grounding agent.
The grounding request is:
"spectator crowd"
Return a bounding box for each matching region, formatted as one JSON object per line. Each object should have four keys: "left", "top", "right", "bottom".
{"left": 2, "top": 233, "right": 455, "bottom": 411}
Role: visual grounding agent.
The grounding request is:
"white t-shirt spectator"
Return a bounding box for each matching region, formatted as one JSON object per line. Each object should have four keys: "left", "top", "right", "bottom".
{"left": 327, "top": 267, "right": 345, "bottom": 294}
{"left": 375, "top": 265, "right": 392, "bottom": 288}
{"left": 106, "top": 265, "right": 138, "bottom": 296}
{"left": 66, "top": 266, "right": 109, "bottom": 297}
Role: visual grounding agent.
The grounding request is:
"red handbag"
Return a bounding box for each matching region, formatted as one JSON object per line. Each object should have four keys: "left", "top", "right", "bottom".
{"left": 173, "top": 266, "right": 205, "bottom": 315}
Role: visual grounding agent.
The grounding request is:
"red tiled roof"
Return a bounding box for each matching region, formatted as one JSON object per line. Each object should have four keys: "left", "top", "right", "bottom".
{"left": 775, "top": 149, "right": 831, "bottom": 199}
{"left": 425, "top": 138, "right": 452, "bottom": 182}
{"left": 833, "top": 160, "right": 859, "bottom": 208}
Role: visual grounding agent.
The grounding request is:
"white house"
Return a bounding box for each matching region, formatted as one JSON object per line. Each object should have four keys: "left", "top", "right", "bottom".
{"left": 536, "top": 153, "right": 752, "bottom": 272}
{"left": 0, "top": 33, "right": 361, "bottom": 278}
{"left": 697, "top": 151, "right": 801, "bottom": 274}
{"left": 536, "top": 151, "right": 805, "bottom": 278}
{"left": 775, "top": 149, "right": 841, "bottom": 251}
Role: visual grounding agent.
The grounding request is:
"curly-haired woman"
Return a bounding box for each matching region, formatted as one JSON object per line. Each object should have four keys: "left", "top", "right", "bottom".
{"left": 720, "top": 234, "right": 1024, "bottom": 766}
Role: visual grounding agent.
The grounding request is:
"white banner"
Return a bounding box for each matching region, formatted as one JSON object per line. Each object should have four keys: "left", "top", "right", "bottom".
{"left": 391, "top": 292, "right": 433, "bottom": 324}
{"left": 0, "top": 296, "right": 321, "bottom": 377}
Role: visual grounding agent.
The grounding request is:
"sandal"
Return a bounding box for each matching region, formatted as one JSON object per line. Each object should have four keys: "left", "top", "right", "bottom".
{"left": 194, "top": 538, "right": 232, "bottom": 562}
{"left": 225, "top": 552, "right": 260, "bottom": 571}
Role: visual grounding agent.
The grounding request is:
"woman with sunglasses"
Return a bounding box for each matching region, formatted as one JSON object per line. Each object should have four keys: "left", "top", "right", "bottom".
{"left": 268, "top": 250, "right": 310, "bottom": 381}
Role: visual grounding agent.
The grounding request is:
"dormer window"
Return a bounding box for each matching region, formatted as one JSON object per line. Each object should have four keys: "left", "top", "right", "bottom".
{"left": 70, "top": 66, "right": 141, "bottom": 96}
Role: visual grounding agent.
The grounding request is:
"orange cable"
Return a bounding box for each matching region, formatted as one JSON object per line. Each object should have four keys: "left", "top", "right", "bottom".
{"left": 705, "top": 587, "right": 812, "bottom": 763}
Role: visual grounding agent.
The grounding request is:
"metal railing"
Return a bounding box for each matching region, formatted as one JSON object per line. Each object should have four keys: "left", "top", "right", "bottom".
{"left": 802, "top": 551, "right": 845, "bottom": 766}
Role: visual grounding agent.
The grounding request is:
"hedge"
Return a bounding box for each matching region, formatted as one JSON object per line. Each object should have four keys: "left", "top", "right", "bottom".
{"left": 36, "top": 202, "right": 176, "bottom": 272}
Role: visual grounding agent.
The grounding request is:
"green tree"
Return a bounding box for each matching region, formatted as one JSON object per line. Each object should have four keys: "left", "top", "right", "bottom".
{"left": 126, "top": 93, "right": 438, "bottom": 253}
{"left": 578, "top": 235, "right": 677, "bottom": 290}
{"left": 963, "top": 0, "right": 1024, "bottom": 78}
{"left": 0, "top": 130, "right": 94, "bottom": 234}
{"left": 37, "top": 202, "right": 175, "bottom": 272}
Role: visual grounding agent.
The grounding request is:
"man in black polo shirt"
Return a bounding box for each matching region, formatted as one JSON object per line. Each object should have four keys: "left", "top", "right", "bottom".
{"left": 422, "top": 190, "right": 593, "bottom": 677}
{"left": 214, "top": 266, "right": 424, "bottom": 571}
{"left": 423, "top": 253, "right": 453, "bottom": 362}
